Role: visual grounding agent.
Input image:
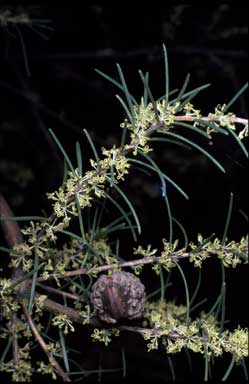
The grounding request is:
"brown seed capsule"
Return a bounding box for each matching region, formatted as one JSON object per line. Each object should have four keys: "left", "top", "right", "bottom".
{"left": 90, "top": 271, "right": 146, "bottom": 324}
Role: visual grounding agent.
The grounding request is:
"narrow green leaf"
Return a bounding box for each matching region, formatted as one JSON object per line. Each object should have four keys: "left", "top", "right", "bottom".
{"left": 174, "top": 262, "right": 190, "bottom": 324}
{"left": 144, "top": 72, "right": 149, "bottom": 106}
{"left": 10, "top": 264, "right": 43, "bottom": 290}
{"left": 95, "top": 68, "right": 138, "bottom": 105}
{"left": 75, "top": 197, "right": 86, "bottom": 242}
{"left": 115, "top": 239, "right": 120, "bottom": 259}
{"left": 172, "top": 217, "right": 188, "bottom": 250}
{"left": 239, "top": 209, "right": 248, "bottom": 222}
{"left": 128, "top": 157, "right": 189, "bottom": 199}
{"left": 28, "top": 251, "right": 39, "bottom": 313}
{"left": 116, "top": 94, "right": 133, "bottom": 124}
{"left": 69, "top": 368, "right": 123, "bottom": 376}
{"left": 132, "top": 164, "right": 153, "bottom": 177}
{"left": 136, "top": 151, "right": 164, "bottom": 197}
{"left": 223, "top": 82, "right": 248, "bottom": 112}
{"left": 59, "top": 329, "right": 70, "bottom": 372}
{"left": 162, "top": 44, "right": 169, "bottom": 108}
{"left": 159, "top": 266, "right": 165, "bottom": 301}
{"left": 190, "top": 268, "right": 202, "bottom": 306}
{"left": 175, "top": 84, "right": 211, "bottom": 111}
{"left": 116, "top": 64, "right": 136, "bottom": 125}
{"left": 83, "top": 129, "right": 99, "bottom": 162}
{"left": 174, "top": 121, "right": 211, "bottom": 139}
{"left": 184, "top": 347, "right": 193, "bottom": 373}
{"left": 215, "top": 260, "right": 226, "bottom": 324}
{"left": 0, "top": 336, "right": 12, "bottom": 363}
{"left": 105, "top": 225, "right": 138, "bottom": 236}
{"left": 108, "top": 180, "right": 141, "bottom": 235}
{"left": 138, "top": 150, "right": 187, "bottom": 202}
{"left": 105, "top": 192, "right": 137, "bottom": 241}
{"left": 121, "top": 347, "right": 126, "bottom": 378}
{"left": 59, "top": 229, "right": 85, "bottom": 242}
{"left": 221, "top": 356, "right": 235, "bottom": 381}
{"left": 121, "top": 120, "right": 128, "bottom": 147}
{"left": 110, "top": 165, "right": 116, "bottom": 186}
{"left": 165, "top": 132, "right": 226, "bottom": 173}
{"left": 196, "top": 119, "right": 229, "bottom": 136}
{"left": 241, "top": 358, "right": 249, "bottom": 381}
{"left": 76, "top": 142, "right": 83, "bottom": 176}
{"left": 49, "top": 129, "right": 75, "bottom": 175}
{"left": 222, "top": 193, "right": 234, "bottom": 245}
{"left": 0, "top": 246, "right": 11, "bottom": 253}
{"left": 189, "top": 298, "right": 207, "bottom": 313}
{"left": 150, "top": 136, "right": 193, "bottom": 150}
{"left": 206, "top": 288, "right": 223, "bottom": 317}
{"left": 204, "top": 347, "right": 209, "bottom": 381}
{"left": 90, "top": 207, "right": 99, "bottom": 242}
{"left": 177, "top": 73, "right": 190, "bottom": 102}
{"left": 156, "top": 88, "right": 179, "bottom": 102}
{"left": 165, "top": 194, "right": 173, "bottom": 244}
{"left": 146, "top": 274, "right": 172, "bottom": 300}
{"left": 138, "top": 69, "right": 160, "bottom": 122}
{"left": 105, "top": 212, "right": 132, "bottom": 231}
{"left": 62, "top": 157, "right": 68, "bottom": 186}
{"left": 167, "top": 355, "right": 176, "bottom": 381}
{"left": 219, "top": 270, "right": 226, "bottom": 332}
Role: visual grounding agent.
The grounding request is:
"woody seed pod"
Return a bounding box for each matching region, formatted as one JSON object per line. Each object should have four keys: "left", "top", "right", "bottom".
{"left": 90, "top": 271, "right": 146, "bottom": 324}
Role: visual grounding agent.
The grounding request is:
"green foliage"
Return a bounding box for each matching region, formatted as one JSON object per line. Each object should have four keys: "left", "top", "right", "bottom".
{"left": 0, "top": 46, "right": 248, "bottom": 382}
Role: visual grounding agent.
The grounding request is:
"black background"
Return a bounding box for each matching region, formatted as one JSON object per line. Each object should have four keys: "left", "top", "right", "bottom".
{"left": 0, "top": 4, "right": 248, "bottom": 382}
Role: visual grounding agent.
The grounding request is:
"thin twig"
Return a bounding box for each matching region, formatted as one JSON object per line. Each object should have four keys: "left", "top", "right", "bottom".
{"left": 0, "top": 193, "right": 26, "bottom": 375}
{"left": 0, "top": 193, "right": 23, "bottom": 248}
{"left": 174, "top": 115, "right": 248, "bottom": 126}
{"left": 34, "top": 113, "right": 246, "bottom": 244}
{"left": 22, "top": 305, "right": 71, "bottom": 382}
{"left": 38, "top": 293, "right": 211, "bottom": 346}
{"left": 37, "top": 282, "right": 80, "bottom": 301}
{"left": 32, "top": 242, "right": 247, "bottom": 283}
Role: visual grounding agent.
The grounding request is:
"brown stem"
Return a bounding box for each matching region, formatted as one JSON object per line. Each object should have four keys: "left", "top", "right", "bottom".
{"left": 37, "top": 283, "right": 80, "bottom": 301}
{"left": 174, "top": 115, "right": 248, "bottom": 126}
{"left": 37, "top": 293, "right": 211, "bottom": 346}
{"left": 0, "top": 193, "right": 26, "bottom": 374}
{"left": 36, "top": 293, "right": 102, "bottom": 327}
{"left": 33, "top": 114, "right": 247, "bottom": 258}
{"left": 32, "top": 241, "right": 248, "bottom": 284}
{"left": 0, "top": 193, "right": 23, "bottom": 248}
{"left": 12, "top": 327, "right": 19, "bottom": 367}
{"left": 22, "top": 305, "right": 71, "bottom": 382}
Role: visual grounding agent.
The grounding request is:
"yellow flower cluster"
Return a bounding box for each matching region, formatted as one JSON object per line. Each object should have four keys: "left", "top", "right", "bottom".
{"left": 189, "top": 234, "right": 247, "bottom": 268}
{"left": 52, "top": 314, "right": 75, "bottom": 334}
{"left": 160, "top": 239, "right": 183, "bottom": 271}
{"left": 91, "top": 328, "right": 120, "bottom": 346}
{"left": 121, "top": 98, "right": 181, "bottom": 155}
{"left": 208, "top": 104, "right": 236, "bottom": 131}
{"left": 0, "top": 342, "right": 33, "bottom": 381}
{"left": 46, "top": 146, "right": 130, "bottom": 242}
{"left": 143, "top": 300, "right": 248, "bottom": 362}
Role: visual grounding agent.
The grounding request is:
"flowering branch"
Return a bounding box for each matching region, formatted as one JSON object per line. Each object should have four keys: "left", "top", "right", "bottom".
{"left": 22, "top": 305, "right": 71, "bottom": 382}
{"left": 0, "top": 48, "right": 248, "bottom": 381}
{"left": 28, "top": 235, "right": 247, "bottom": 284}
{"left": 174, "top": 115, "right": 247, "bottom": 126}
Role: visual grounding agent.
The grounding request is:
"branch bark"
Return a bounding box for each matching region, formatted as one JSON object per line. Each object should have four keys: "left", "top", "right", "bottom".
{"left": 23, "top": 305, "right": 71, "bottom": 382}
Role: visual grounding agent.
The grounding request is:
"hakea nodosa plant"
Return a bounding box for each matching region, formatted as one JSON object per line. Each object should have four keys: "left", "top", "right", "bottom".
{"left": 0, "top": 46, "right": 248, "bottom": 382}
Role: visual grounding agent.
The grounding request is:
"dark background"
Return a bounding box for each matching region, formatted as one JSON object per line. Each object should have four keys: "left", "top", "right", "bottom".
{"left": 0, "top": 4, "right": 248, "bottom": 382}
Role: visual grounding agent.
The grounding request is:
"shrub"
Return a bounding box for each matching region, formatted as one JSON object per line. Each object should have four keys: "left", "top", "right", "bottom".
{"left": 0, "top": 44, "right": 248, "bottom": 382}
